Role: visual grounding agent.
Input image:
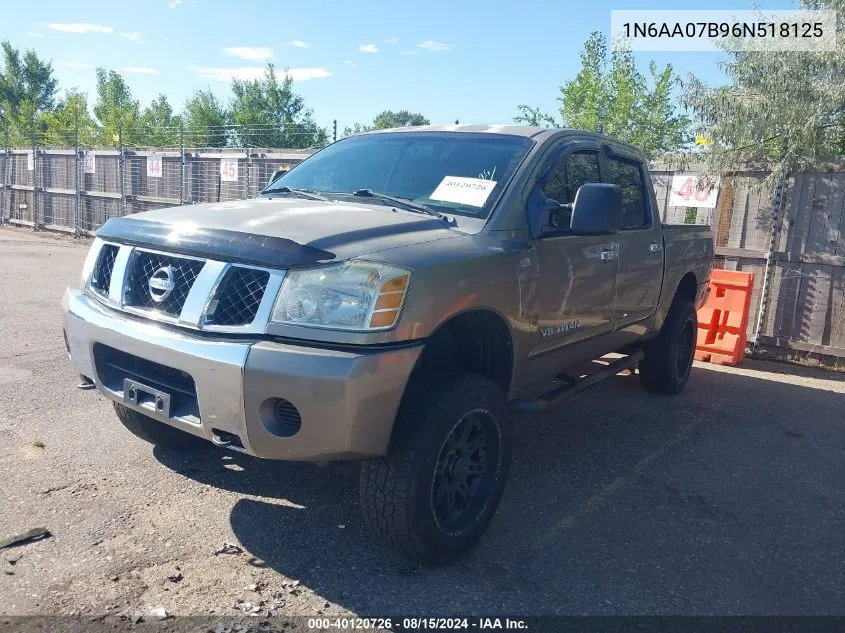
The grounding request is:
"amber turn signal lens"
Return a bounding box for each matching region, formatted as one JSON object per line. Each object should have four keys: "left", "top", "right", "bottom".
{"left": 374, "top": 293, "right": 404, "bottom": 310}
{"left": 367, "top": 273, "right": 410, "bottom": 329}
{"left": 381, "top": 275, "right": 408, "bottom": 292}
{"left": 369, "top": 310, "right": 399, "bottom": 328}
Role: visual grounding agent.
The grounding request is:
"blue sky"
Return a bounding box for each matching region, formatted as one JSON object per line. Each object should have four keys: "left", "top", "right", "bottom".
{"left": 3, "top": 0, "right": 796, "bottom": 132}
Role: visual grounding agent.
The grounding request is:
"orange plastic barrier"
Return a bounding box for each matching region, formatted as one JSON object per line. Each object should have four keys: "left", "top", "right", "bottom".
{"left": 694, "top": 270, "right": 755, "bottom": 366}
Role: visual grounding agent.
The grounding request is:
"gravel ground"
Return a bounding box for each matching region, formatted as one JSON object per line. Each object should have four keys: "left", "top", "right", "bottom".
{"left": 1, "top": 226, "right": 844, "bottom": 618}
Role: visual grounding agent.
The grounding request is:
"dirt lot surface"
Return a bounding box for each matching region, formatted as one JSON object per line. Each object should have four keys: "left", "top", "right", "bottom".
{"left": 1, "top": 226, "right": 844, "bottom": 619}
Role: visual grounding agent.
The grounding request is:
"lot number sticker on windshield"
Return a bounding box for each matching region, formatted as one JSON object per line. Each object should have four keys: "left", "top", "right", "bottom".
{"left": 430, "top": 176, "right": 497, "bottom": 207}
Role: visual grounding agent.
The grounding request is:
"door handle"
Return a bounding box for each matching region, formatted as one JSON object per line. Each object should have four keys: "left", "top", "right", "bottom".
{"left": 649, "top": 242, "right": 662, "bottom": 253}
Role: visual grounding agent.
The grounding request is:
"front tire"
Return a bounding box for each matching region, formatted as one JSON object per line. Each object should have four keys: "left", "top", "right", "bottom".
{"left": 359, "top": 370, "right": 512, "bottom": 564}
{"left": 113, "top": 402, "right": 205, "bottom": 450}
{"left": 639, "top": 299, "right": 697, "bottom": 395}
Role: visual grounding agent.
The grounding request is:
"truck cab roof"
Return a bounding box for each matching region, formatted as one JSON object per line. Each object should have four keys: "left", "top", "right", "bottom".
{"left": 361, "top": 124, "right": 647, "bottom": 159}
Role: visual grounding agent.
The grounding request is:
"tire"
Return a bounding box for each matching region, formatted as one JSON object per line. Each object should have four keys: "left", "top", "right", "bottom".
{"left": 359, "top": 370, "right": 512, "bottom": 564}
{"left": 639, "top": 299, "right": 697, "bottom": 395}
{"left": 113, "top": 402, "right": 205, "bottom": 450}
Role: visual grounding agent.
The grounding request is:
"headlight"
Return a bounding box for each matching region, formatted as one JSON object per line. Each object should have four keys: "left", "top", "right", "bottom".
{"left": 271, "top": 261, "right": 411, "bottom": 331}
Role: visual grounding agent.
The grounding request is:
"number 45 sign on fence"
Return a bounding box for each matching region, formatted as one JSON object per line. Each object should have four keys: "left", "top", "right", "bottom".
{"left": 668, "top": 172, "right": 720, "bottom": 209}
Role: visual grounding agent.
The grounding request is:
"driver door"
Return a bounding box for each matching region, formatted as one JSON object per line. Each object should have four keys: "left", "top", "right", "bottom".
{"left": 527, "top": 143, "right": 619, "bottom": 376}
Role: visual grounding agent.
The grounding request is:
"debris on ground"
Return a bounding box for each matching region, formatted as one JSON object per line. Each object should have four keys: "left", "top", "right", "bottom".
{"left": 130, "top": 614, "right": 143, "bottom": 625}
{"left": 4, "top": 569, "right": 14, "bottom": 575}
{"left": 5, "top": 552, "right": 22, "bottom": 564}
{"left": 167, "top": 571, "right": 183, "bottom": 583}
{"left": 213, "top": 542, "right": 243, "bottom": 556}
{"left": 33, "top": 440, "right": 45, "bottom": 449}
{"left": 0, "top": 527, "right": 51, "bottom": 549}
{"left": 149, "top": 606, "right": 168, "bottom": 620}
{"left": 233, "top": 599, "right": 262, "bottom": 616}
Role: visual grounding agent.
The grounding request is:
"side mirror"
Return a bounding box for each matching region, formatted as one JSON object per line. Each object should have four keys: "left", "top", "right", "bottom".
{"left": 267, "top": 168, "right": 289, "bottom": 188}
{"left": 569, "top": 183, "right": 622, "bottom": 235}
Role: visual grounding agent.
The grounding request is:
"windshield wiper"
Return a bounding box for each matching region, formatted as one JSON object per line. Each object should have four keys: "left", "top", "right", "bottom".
{"left": 350, "top": 189, "right": 446, "bottom": 220}
{"left": 261, "top": 186, "right": 330, "bottom": 201}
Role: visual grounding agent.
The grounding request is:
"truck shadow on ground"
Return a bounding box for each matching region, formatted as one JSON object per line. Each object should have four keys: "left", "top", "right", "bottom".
{"left": 154, "top": 362, "right": 845, "bottom": 615}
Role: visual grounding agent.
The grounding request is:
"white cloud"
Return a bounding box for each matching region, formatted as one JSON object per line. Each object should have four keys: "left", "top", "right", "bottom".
{"left": 344, "top": 60, "right": 356, "bottom": 66}
{"left": 385, "top": 36, "right": 399, "bottom": 44}
{"left": 59, "top": 61, "right": 94, "bottom": 68}
{"left": 223, "top": 46, "right": 275, "bottom": 61}
{"left": 168, "top": 0, "right": 183, "bottom": 7}
{"left": 190, "top": 66, "right": 332, "bottom": 82}
{"left": 358, "top": 44, "right": 378, "bottom": 53}
{"left": 400, "top": 50, "right": 419, "bottom": 56}
{"left": 27, "top": 32, "right": 43, "bottom": 38}
{"left": 418, "top": 40, "right": 453, "bottom": 52}
{"left": 120, "top": 32, "right": 145, "bottom": 43}
{"left": 48, "top": 23, "right": 113, "bottom": 34}
{"left": 124, "top": 67, "right": 160, "bottom": 74}
{"left": 290, "top": 40, "right": 310, "bottom": 48}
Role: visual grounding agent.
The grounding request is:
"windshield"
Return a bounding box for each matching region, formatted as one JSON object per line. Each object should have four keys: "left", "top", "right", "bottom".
{"left": 268, "top": 132, "right": 534, "bottom": 219}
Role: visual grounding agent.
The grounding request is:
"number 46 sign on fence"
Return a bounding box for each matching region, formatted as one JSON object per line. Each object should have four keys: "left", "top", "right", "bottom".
{"left": 668, "top": 172, "right": 720, "bottom": 209}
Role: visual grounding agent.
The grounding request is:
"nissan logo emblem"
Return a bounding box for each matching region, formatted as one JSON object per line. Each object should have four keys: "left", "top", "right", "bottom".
{"left": 148, "top": 266, "right": 176, "bottom": 303}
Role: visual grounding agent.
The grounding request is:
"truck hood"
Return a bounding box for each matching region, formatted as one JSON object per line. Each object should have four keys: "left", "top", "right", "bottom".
{"left": 96, "top": 196, "right": 464, "bottom": 268}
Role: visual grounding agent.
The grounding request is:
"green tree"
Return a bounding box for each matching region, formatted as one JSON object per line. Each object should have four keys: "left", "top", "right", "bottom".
{"left": 372, "top": 109, "right": 429, "bottom": 129}
{"left": 683, "top": 0, "right": 845, "bottom": 184}
{"left": 139, "top": 94, "right": 181, "bottom": 146}
{"left": 342, "top": 122, "right": 373, "bottom": 136}
{"left": 93, "top": 68, "right": 140, "bottom": 146}
{"left": 41, "top": 90, "right": 97, "bottom": 146}
{"left": 559, "top": 32, "right": 607, "bottom": 133}
{"left": 513, "top": 105, "right": 558, "bottom": 127}
{"left": 342, "top": 109, "right": 430, "bottom": 137}
{"left": 514, "top": 32, "right": 690, "bottom": 159}
{"left": 0, "top": 40, "right": 58, "bottom": 146}
{"left": 229, "top": 63, "right": 327, "bottom": 148}
{"left": 182, "top": 89, "right": 229, "bottom": 147}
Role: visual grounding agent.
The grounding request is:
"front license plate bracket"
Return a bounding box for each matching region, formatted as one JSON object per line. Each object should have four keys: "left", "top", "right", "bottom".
{"left": 124, "top": 378, "right": 171, "bottom": 419}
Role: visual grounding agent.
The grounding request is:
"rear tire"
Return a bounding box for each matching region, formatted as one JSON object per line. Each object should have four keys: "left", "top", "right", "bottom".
{"left": 113, "top": 402, "right": 205, "bottom": 450}
{"left": 359, "top": 370, "right": 512, "bottom": 564}
{"left": 640, "top": 299, "right": 697, "bottom": 395}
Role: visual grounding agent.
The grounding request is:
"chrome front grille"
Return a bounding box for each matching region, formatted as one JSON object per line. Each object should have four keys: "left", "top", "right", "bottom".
{"left": 125, "top": 252, "right": 205, "bottom": 317}
{"left": 90, "top": 244, "right": 119, "bottom": 295}
{"left": 205, "top": 267, "right": 271, "bottom": 326}
{"left": 85, "top": 241, "right": 283, "bottom": 332}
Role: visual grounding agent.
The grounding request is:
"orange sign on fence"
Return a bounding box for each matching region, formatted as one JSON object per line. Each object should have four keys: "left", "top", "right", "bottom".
{"left": 695, "top": 270, "right": 755, "bottom": 366}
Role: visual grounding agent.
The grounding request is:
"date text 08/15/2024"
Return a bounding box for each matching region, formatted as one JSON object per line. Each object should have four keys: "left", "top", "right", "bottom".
{"left": 306, "top": 617, "right": 529, "bottom": 630}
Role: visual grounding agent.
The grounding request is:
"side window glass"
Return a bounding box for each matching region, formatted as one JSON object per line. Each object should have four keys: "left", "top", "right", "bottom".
{"left": 565, "top": 152, "right": 601, "bottom": 203}
{"left": 606, "top": 157, "right": 648, "bottom": 229}
{"left": 541, "top": 150, "right": 600, "bottom": 230}
{"left": 542, "top": 151, "right": 600, "bottom": 204}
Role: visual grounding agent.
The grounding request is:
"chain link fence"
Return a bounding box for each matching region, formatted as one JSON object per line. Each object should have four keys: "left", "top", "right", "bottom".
{"left": 0, "top": 124, "right": 321, "bottom": 234}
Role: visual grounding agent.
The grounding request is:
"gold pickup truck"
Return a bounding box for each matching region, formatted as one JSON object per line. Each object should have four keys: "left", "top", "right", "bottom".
{"left": 63, "top": 125, "right": 713, "bottom": 563}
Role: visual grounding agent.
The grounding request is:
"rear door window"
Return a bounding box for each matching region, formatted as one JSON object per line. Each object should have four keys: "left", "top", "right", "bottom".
{"left": 605, "top": 156, "right": 649, "bottom": 230}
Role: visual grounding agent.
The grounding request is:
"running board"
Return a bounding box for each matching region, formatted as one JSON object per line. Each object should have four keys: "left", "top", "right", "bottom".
{"left": 509, "top": 350, "right": 644, "bottom": 413}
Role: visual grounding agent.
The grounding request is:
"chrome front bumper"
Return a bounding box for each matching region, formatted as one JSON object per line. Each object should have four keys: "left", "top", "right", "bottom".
{"left": 63, "top": 288, "right": 423, "bottom": 460}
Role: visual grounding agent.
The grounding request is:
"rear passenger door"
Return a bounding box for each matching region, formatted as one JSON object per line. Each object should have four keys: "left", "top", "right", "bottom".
{"left": 603, "top": 150, "right": 663, "bottom": 340}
